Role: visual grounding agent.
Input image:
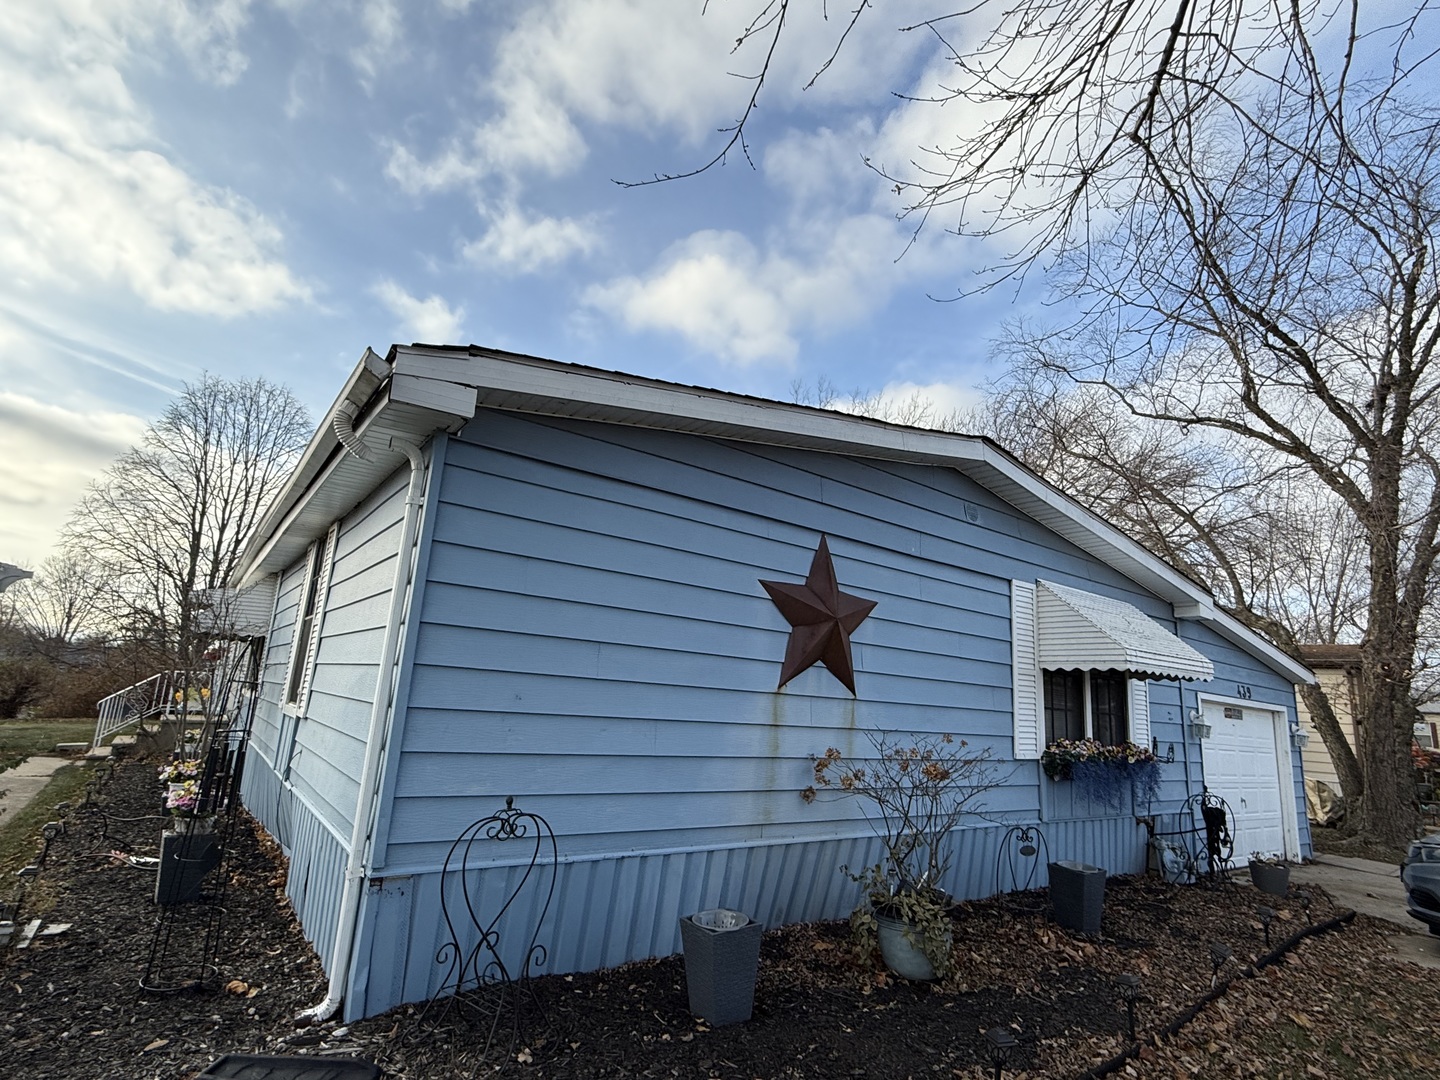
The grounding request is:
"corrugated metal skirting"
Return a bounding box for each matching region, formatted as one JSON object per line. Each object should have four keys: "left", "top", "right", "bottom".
{"left": 240, "top": 754, "right": 351, "bottom": 978}
{"left": 350, "top": 815, "right": 1147, "bottom": 1020}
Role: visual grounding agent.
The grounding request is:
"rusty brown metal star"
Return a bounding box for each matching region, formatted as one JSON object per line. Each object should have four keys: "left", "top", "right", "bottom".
{"left": 759, "top": 535, "right": 878, "bottom": 695}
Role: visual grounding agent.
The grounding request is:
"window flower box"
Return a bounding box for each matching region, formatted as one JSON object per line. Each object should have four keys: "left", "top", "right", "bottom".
{"left": 1041, "top": 739, "right": 1161, "bottom": 812}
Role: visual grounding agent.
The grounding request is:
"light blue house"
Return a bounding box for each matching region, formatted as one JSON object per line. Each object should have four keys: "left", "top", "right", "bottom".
{"left": 231, "top": 345, "right": 1313, "bottom": 1021}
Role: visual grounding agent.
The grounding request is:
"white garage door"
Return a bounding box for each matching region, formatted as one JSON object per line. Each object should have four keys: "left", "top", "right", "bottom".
{"left": 1202, "top": 702, "right": 1288, "bottom": 860}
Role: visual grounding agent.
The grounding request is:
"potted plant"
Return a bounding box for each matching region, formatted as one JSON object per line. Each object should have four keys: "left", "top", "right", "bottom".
{"left": 1041, "top": 739, "right": 1161, "bottom": 812}
{"left": 1248, "top": 852, "right": 1290, "bottom": 896}
{"left": 158, "top": 759, "right": 202, "bottom": 803}
{"left": 156, "top": 780, "right": 221, "bottom": 904}
{"left": 802, "top": 731, "right": 1003, "bottom": 980}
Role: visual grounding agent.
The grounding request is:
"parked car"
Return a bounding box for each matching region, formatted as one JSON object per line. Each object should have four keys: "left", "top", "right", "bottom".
{"left": 1401, "top": 833, "right": 1440, "bottom": 934}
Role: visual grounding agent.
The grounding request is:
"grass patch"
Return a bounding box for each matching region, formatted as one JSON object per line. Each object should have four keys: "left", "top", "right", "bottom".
{"left": 0, "top": 763, "right": 97, "bottom": 912}
{"left": 0, "top": 718, "right": 95, "bottom": 772}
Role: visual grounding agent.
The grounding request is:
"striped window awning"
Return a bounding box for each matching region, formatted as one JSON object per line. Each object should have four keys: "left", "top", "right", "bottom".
{"left": 1036, "top": 580, "right": 1214, "bottom": 681}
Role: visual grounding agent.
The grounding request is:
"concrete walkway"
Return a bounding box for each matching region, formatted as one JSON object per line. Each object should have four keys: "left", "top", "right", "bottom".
{"left": 1291, "top": 853, "right": 1440, "bottom": 969}
{"left": 0, "top": 756, "right": 72, "bottom": 829}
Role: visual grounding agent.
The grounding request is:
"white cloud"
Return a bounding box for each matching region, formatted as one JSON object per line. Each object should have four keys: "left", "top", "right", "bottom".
{"left": 586, "top": 214, "right": 931, "bottom": 367}
{"left": 0, "top": 3, "right": 311, "bottom": 317}
{"left": 0, "top": 392, "right": 149, "bottom": 568}
{"left": 371, "top": 280, "right": 466, "bottom": 343}
{"left": 350, "top": 0, "right": 406, "bottom": 89}
{"left": 873, "top": 380, "right": 984, "bottom": 422}
{"left": 386, "top": 1, "right": 935, "bottom": 195}
{"left": 587, "top": 232, "right": 794, "bottom": 365}
{"left": 462, "top": 205, "right": 602, "bottom": 272}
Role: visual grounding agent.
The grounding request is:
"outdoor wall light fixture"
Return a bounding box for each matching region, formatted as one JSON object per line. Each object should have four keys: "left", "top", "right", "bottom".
{"left": 1208, "top": 942, "right": 1232, "bottom": 987}
{"left": 983, "top": 1025, "right": 1018, "bottom": 1080}
{"left": 1256, "top": 905, "right": 1274, "bottom": 947}
{"left": 1116, "top": 973, "right": 1141, "bottom": 1041}
{"left": 1187, "top": 709, "right": 1214, "bottom": 740}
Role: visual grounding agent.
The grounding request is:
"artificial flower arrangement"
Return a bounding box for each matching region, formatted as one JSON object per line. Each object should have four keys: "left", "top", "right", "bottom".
{"left": 164, "top": 780, "right": 210, "bottom": 820}
{"left": 158, "top": 759, "right": 203, "bottom": 785}
{"left": 1040, "top": 738, "right": 1161, "bottom": 812}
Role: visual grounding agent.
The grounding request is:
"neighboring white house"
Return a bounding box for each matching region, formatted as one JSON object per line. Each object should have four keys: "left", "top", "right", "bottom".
{"left": 1293, "top": 644, "right": 1362, "bottom": 799}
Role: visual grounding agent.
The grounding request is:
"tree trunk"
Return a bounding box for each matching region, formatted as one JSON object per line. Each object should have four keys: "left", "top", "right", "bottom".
{"left": 1355, "top": 447, "right": 1422, "bottom": 848}
{"left": 1356, "top": 653, "right": 1420, "bottom": 847}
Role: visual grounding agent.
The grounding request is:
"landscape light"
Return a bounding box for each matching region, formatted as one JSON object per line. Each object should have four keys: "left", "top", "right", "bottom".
{"left": 1209, "top": 942, "right": 1232, "bottom": 987}
{"left": 984, "top": 1025, "right": 1018, "bottom": 1080}
{"left": 1256, "top": 905, "right": 1275, "bottom": 947}
{"left": 1116, "top": 973, "right": 1141, "bottom": 1041}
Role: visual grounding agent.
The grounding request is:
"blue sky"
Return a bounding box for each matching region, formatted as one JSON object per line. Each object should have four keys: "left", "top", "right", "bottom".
{"left": 1, "top": 1, "right": 1047, "bottom": 568}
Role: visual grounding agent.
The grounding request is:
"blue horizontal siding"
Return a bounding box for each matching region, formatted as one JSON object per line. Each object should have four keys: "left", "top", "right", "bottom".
{"left": 249, "top": 562, "right": 306, "bottom": 766}
{"left": 383, "top": 413, "right": 1213, "bottom": 874}
{"left": 288, "top": 465, "right": 409, "bottom": 838}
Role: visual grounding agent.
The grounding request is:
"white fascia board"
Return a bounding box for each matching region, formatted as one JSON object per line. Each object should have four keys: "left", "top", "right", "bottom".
{"left": 386, "top": 345, "right": 1310, "bottom": 685}
{"left": 1205, "top": 610, "right": 1317, "bottom": 686}
{"left": 232, "top": 356, "right": 476, "bottom": 588}
{"left": 235, "top": 349, "right": 390, "bottom": 580}
{"left": 393, "top": 348, "right": 1213, "bottom": 602}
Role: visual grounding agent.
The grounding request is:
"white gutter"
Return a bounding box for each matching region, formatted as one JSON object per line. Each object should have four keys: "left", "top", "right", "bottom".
{"left": 297, "top": 410, "right": 427, "bottom": 1024}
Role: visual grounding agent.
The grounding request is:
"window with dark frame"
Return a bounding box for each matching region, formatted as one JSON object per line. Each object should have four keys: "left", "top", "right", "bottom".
{"left": 1043, "top": 668, "right": 1129, "bottom": 746}
{"left": 1091, "top": 670, "right": 1128, "bottom": 745}
{"left": 285, "top": 543, "right": 324, "bottom": 707}
{"left": 1043, "top": 669, "right": 1086, "bottom": 744}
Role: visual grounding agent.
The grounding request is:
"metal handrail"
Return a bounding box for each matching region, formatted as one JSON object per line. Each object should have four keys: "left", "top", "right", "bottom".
{"left": 93, "top": 671, "right": 185, "bottom": 746}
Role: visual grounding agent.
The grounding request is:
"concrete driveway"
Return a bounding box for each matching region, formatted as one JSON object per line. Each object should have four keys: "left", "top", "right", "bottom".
{"left": 1291, "top": 853, "right": 1440, "bottom": 969}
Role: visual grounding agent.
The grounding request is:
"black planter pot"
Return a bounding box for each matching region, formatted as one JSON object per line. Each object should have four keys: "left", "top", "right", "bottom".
{"left": 156, "top": 828, "right": 222, "bottom": 905}
{"left": 1249, "top": 860, "right": 1290, "bottom": 896}
{"left": 1049, "top": 859, "right": 1106, "bottom": 934}
{"left": 679, "top": 909, "right": 763, "bottom": 1026}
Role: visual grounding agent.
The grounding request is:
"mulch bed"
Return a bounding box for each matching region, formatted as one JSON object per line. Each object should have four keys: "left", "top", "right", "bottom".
{"left": 2, "top": 759, "right": 1436, "bottom": 1078}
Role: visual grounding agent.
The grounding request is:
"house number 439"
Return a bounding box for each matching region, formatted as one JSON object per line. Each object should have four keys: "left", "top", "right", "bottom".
{"left": 1235, "top": 684, "right": 1253, "bottom": 700}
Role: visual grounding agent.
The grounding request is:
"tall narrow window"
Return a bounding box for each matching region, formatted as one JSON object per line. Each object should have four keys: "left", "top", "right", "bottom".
{"left": 1043, "top": 669, "right": 1086, "bottom": 743}
{"left": 285, "top": 542, "right": 324, "bottom": 707}
{"left": 1091, "top": 671, "right": 1129, "bottom": 745}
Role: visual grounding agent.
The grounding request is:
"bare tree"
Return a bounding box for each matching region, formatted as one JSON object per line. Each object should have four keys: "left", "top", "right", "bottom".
{"left": 672, "top": 2, "right": 1439, "bottom": 845}
{"left": 60, "top": 375, "right": 311, "bottom": 670}
{"left": 4, "top": 554, "right": 108, "bottom": 657}
{"left": 978, "top": 375, "right": 1373, "bottom": 798}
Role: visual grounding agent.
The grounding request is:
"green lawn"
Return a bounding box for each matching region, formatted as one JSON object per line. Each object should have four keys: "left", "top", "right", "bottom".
{"left": 0, "top": 718, "right": 96, "bottom": 773}
{"left": 0, "top": 762, "right": 95, "bottom": 887}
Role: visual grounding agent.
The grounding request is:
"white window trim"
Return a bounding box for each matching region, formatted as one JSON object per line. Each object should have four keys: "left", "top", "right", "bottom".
{"left": 281, "top": 524, "right": 337, "bottom": 718}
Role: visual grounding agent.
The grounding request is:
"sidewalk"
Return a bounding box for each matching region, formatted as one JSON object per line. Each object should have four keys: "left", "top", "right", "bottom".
{"left": 0, "top": 756, "right": 72, "bottom": 829}
{"left": 1291, "top": 852, "right": 1440, "bottom": 969}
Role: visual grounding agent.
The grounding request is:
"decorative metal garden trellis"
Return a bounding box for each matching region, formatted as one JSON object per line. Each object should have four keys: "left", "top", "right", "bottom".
{"left": 412, "top": 796, "right": 559, "bottom": 1066}
{"left": 140, "top": 636, "right": 264, "bottom": 994}
{"left": 994, "top": 824, "right": 1051, "bottom": 915}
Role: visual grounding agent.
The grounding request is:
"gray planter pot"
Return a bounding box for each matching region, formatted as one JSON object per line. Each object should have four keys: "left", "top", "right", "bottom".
{"left": 1050, "top": 859, "right": 1106, "bottom": 934}
{"left": 1249, "top": 860, "right": 1291, "bottom": 896}
{"left": 875, "top": 910, "right": 952, "bottom": 981}
{"left": 156, "top": 830, "right": 222, "bottom": 905}
{"left": 679, "top": 909, "right": 763, "bottom": 1026}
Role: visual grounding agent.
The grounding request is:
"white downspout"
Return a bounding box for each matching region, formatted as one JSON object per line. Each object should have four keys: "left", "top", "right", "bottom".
{"left": 298, "top": 401, "right": 427, "bottom": 1023}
